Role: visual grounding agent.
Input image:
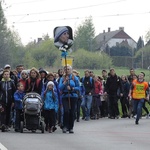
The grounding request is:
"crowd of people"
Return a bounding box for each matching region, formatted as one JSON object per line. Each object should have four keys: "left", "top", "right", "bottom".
{"left": 0, "top": 64, "right": 150, "bottom": 134}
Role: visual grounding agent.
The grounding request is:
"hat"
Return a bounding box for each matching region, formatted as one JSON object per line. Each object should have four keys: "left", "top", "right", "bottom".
{"left": 54, "top": 26, "right": 68, "bottom": 42}
{"left": 4, "top": 64, "right": 11, "bottom": 69}
{"left": 39, "top": 69, "right": 47, "bottom": 75}
{"left": 47, "top": 81, "right": 54, "bottom": 88}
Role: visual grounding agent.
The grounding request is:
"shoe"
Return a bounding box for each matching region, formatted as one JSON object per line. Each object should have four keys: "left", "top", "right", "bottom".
{"left": 1, "top": 124, "right": 5, "bottom": 132}
{"left": 45, "top": 125, "right": 48, "bottom": 131}
{"left": 134, "top": 115, "right": 137, "bottom": 119}
{"left": 52, "top": 126, "right": 57, "bottom": 132}
{"left": 49, "top": 128, "right": 52, "bottom": 133}
{"left": 62, "top": 127, "right": 67, "bottom": 133}
{"left": 69, "top": 129, "right": 74, "bottom": 134}
{"left": 109, "top": 116, "right": 115, "bottom": 119}
{"left": 135, "top": 120, "right": 139, "bottom": 125}
{"left": 146, "top": 114, "right": 149, "bottom": 119}
{"left": 116, "top": 115, "right": 119, "bottom": 119}
{"left": 77, "top": 119, "right": 80, "bottom": 122}
{"left": 15, "top": 129, "right": 20, "bottom": 132}
{"left": 82, "top": 117, "right": 85, "bottom": 120}
{"left": 85, "top": 117, "right": 90, "bottom": 121}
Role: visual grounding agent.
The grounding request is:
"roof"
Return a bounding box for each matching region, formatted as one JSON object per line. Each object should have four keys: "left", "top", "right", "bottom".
{"left": 95, "top": 28, "right": 136, "bottom": 50}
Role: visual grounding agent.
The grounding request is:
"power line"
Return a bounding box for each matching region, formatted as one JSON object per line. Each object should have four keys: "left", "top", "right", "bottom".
{"left": 9, "top": 0, "right": 47, "bottom": 5}
{"left": 12, "top": 11, "right": 150, "bottom": 24}
{"left": 6, "top": 0, "right": 126, "bottom": 17}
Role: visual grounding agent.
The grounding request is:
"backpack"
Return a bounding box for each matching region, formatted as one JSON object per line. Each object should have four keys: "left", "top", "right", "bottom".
{"left": 81, "top": 77, "right": 93, "bottom": 85}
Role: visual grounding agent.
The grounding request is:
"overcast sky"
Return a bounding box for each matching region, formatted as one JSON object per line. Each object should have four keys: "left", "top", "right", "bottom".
{"left": 3, "top": 0, "right": 150, "bottom": 45}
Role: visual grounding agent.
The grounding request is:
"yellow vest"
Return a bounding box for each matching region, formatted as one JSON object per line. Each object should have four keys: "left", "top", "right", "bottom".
{"left": 132, "top": 80, "right": 148, "bottom": 99}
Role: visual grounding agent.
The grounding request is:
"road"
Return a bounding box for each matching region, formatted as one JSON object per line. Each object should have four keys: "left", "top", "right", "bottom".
{"left": 0, "top": 117, "right": 150, "bottom": 150}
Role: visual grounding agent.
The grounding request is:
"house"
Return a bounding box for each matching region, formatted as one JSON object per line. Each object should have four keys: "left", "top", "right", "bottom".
{"left": 95, "top": 27, "right": 137, "bottom": 52}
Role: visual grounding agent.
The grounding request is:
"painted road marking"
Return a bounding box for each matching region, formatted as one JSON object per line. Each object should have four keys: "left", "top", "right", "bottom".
{"left": 0, "top": 143, "right": 8, "bottom": 150}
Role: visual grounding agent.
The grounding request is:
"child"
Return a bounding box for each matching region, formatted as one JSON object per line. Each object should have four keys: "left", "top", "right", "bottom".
{"left": 43, "top": 81, "right": 58, "bottom": 133}
{"left": 14, "top": 83, "right": 25, "bottom": 132}
{"left": 0, "top": 70, "right": 16, "bottom": 132}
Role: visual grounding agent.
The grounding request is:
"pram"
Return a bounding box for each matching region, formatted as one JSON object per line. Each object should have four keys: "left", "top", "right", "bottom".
{"left": 20, "top": 92, "right": 44, "bottom": 133}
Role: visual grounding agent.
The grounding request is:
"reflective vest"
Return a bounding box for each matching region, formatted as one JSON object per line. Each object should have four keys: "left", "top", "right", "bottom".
{"left": 132, "top": 79, "right": 148, "bottom": 99}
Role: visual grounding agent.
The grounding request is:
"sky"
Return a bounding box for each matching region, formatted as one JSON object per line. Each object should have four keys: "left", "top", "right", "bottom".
{"left": 2, "top": 0, "right": 150, "bottom": 45}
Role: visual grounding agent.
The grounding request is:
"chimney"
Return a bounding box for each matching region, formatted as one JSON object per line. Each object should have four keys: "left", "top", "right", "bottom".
{"left": 37, "top": 38, "right": 42, "bottom": 43}
{"left": 119, "top": 27, "right": 124, "bottom": 31}
{"left": 108, "top": 27, "right": 110, "bottom": 32}
{"left": 103, "top": 30, "right": 105, "bottom": 33}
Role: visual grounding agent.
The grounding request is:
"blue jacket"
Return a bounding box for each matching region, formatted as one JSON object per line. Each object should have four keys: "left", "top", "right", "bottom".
{"left": 14, "top": 90, "right": 25, "bottom": 110}
{"left": 79, "top": 83, "right": 85, "bottom": 98}
{"left": 59, "top": 74, "right": 80, "bottom": 98}
{"left": 43, "top": 90, "right": 58, "bottom": 113}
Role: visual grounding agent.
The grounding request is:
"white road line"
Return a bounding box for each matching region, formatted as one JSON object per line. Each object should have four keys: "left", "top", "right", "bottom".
{"left": 0, "top": 143, "right": 8, "bottom": 150}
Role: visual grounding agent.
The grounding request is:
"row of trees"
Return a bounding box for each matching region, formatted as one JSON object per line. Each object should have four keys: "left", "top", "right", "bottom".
{"left": 0, "top": 1, "right": 150, "bottom": 70}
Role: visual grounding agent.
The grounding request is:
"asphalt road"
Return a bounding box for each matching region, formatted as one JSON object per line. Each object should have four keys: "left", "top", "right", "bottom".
{"left": 0, "top": 117, "right": 150, "bottom": 150}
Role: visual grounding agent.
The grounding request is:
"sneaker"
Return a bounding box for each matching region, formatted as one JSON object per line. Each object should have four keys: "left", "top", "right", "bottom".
{"left": 146, "top": 114, "right": 149, "bottom": 119}
{"left": 62, "top": 127, "right": 67, "bottom": 133}
{"left": 116, "top": 115, "right": 119, "bottom": 119}
{"left": 69, "top": 129, "right": 74, "bottom": 134}
{"left": 85, "top": 117, "right": 90, "bottom": 121}
{"left": 134, "top": 115, "right": 137, "bottom": 119}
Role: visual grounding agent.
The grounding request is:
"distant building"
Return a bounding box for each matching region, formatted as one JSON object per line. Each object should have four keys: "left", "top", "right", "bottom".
{"left": 95, "top": 27, "right": 137, "bottom": 52}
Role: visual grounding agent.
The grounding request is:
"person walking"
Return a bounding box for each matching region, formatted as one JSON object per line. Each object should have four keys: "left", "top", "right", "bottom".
{"left": 80, "top": 69, "right": 95, "bottom": 121}
{"left": 14, "top": 83, "right": 25, "bottom": 132}
{"left": 120, "top": 75, "right": 130, "bottom": 118}
{"left": 128, "top": 72, "right": 149, "bottom": 124}
{"left": 43, "top": 81, "right": 58, "bottom": 133}
{"left": 0, "top": 70, "right": 16, "bottom": 132}
{"left": 59, "top": 65, "right": 79, "bottom": 133}
{"left": 104, "top": 68, "right": 123, "bottom": 119}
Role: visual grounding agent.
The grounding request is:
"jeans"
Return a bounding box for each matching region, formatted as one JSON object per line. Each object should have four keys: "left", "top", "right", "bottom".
{"left": 81, "top": 95, "right": 92, "bottom": 119}
{"left": 133, "top": 99, "right": 144, "bottom": 122}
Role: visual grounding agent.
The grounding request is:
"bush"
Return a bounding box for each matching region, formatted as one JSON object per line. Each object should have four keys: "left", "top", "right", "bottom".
{"left": 73, "top": 49, "right": 112, "bottom": 69}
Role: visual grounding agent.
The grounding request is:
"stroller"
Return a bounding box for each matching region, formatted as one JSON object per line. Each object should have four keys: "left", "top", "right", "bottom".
{"left": 20, "top": 92, "right": 44, "bottom": 133}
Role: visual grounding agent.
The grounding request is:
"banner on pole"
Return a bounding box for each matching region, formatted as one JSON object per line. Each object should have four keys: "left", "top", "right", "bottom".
{"left": 61, "top": 57, "right": 74, "bottom": 67}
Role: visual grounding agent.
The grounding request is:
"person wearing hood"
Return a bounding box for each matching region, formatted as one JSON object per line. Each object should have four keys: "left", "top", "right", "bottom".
{"left": 39, "top": 69, "right": 48, "bottom": 96}
{"left": 18, "top": 70, "right": 28, "bottom": 90}
{"left": 43, "top": 81, "right": 58, "bottom": 133}
{"left": 0, "top": 70, "right": 16, "bottom": 132}
{"left": 54, "top": 26, "right": 73, "bottom": 50}
{"left": 0, "top": 64, "right": 18, "bottom": 87}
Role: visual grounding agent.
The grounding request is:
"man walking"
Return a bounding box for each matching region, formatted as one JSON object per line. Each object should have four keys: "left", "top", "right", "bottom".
{"left": 128, "top": 72, "right": 149, "bottom": 124}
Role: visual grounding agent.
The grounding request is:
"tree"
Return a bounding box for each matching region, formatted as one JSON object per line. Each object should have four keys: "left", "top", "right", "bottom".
{"left": 0, "top": 2, "right": 24, "bottom": 68}
{"left": 0, "top": 2, "right": 11, "bottom": 67}
{"left": 110, "top": 45, "right": 132, "bottom": 56}
{"left": 145, "top": 29, "right": 150, "bottom": 44}
{"left": 74, "top": 16, "right": 96, "bottom": 51}
{"left": 137, "top": 36, "right": 144, "bottom": 51}
{"left": 135, "top": 45, "right": 150, "bottom": 69}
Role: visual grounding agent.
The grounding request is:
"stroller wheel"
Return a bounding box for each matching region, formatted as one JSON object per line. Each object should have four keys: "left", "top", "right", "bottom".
{"left": 20, "top": 121, "right": 24, "bottom": 133}
{"left": 41, "top": 122, "right": 44, "bottom": 133}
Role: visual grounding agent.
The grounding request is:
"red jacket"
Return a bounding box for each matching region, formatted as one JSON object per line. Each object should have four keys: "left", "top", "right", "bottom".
{"left": 94, "top": 81, "right": 103, "bottom": 95}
